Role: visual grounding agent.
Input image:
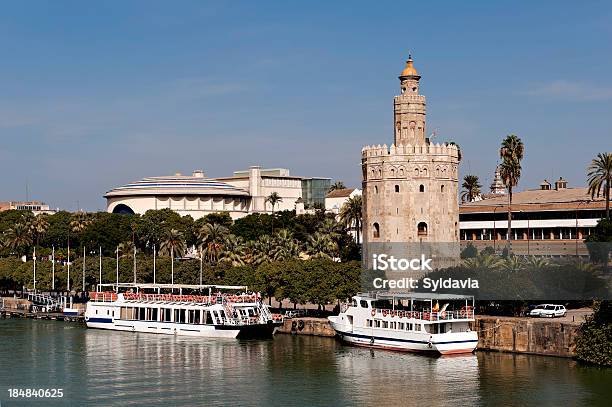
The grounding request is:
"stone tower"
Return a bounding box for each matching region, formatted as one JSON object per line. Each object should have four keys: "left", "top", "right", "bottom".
{"left": 362, "top": 56, "right": 460, "bottom": 269}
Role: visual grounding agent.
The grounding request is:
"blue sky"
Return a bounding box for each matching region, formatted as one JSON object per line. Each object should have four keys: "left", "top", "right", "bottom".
{"left": 1, "top": 1, "right": 611, "bottom": 210}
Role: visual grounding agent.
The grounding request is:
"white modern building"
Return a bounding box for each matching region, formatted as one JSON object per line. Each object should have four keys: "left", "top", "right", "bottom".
{"left": 105, "top": 166, "right": 331, "bottom": 220}
{"left": 0, "top": 200, "right": 57, "bottom": 215}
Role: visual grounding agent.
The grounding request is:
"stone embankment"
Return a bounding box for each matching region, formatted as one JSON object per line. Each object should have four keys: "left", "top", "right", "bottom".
{"left": 276, "top": 317, "right": 336, "bottom": 337}
{"left": 276, "top": 313, "right": 589, "bottom": 358}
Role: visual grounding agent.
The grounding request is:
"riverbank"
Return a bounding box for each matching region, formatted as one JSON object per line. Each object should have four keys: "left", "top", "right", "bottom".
{"left": 275, "top": 311, "right": 593, "bottom": 358}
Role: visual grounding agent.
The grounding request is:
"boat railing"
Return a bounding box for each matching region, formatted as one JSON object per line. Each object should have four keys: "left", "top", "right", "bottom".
{"left": 97, "top": 292, "right": 261, "bottom": 304}
{"left": 89, "top": 292, "right": 118, "bottom": 302}
{"left": 371, "top": 307, "right": 474, "bottom": 321}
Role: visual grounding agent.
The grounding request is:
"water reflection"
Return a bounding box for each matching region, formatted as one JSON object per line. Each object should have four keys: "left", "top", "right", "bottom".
{"left": 0, "top": 320, "right": 609, "bottom": 407}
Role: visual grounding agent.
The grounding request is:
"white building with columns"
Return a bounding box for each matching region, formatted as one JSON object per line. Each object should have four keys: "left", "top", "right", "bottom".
{"left": 105, "top": 167, "right": 330, "bottom": 220}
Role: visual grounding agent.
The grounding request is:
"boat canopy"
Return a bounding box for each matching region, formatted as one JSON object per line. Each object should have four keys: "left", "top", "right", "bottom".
{"left": 97, "top": 283, "right": 249, "bottom": 291}
{"left": 358, "top": 292, "right": 474, "bottom": 301}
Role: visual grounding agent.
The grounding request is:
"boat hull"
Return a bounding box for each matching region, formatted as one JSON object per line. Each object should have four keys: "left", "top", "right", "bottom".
{"left": 86, "top": 318, "right": 278, "bottom": 339}
{"left": 329, "top": 317, "right": 478, "bottom": 355}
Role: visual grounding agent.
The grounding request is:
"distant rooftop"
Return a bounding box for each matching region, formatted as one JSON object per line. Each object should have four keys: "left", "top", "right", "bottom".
{"left": 326, "top": 188, "right": 356, "bottom": 198}
{"left": 461, "top": 187, "right": 607, "bottom": 212}
{"left": 105, "top": 171, "right": 249, "bottom": 198}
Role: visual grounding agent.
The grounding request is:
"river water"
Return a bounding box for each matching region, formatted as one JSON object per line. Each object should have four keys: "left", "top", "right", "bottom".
{"left": 0, "top": 319, "right": 609, "bottom": 406}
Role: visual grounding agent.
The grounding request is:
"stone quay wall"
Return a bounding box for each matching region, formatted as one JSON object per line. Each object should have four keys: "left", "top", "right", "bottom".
{"left": 276, "top": 315, "right": 580, "bottom": 358}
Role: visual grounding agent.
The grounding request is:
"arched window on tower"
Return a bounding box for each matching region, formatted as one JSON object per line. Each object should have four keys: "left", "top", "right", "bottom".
{"left": 419, "top": 184, "right": 425, "bottom": 192}
{"left": 373, "top": 223, "right": 380, "bottom": 238}
{"left": 417, "top": 222, "right": 428, "bottom": 236}
{"left": 374, "top": 185, "right": 378, "bottom": 194}
{"left": 395, "top": 185, "right": 400, "bottom": 193}
{"left": 441, "top": 185, "right": 445, "bottom": 193}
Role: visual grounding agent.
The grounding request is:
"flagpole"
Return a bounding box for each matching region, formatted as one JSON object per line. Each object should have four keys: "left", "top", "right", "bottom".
{"left": 51, "top": 245, "right": 55, "bottom": 291}
{"left": 199, "top": 248, "right": 203, "bottom": 287}
{"left": 115, "top": 246, "right": 119, "bottom": 292}
{"left": 33, "top": 246, "right": 36, "bottom": 293}
{"left": 82, "top": 246, "right": 86, "bottom": 292}
{"left": 67, "top": 240, "right": 71, "bottom": 293}
{"left": 153, "top": 244, "right": 156, "bottom": 285}
{"left": 98, "top": 246, "right": 102, "bottom": 292}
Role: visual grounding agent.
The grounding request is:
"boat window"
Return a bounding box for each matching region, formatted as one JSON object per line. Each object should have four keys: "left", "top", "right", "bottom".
{"left": 360, "top": 300, "right": 368, "bottom": 308}
{"left": 407, "top": 323, "right": 413, "bottom": 331}
{"left": 151, "top": 308, "right": 158, "bottom": 321}
{"left": 95, "top": 310, "right": 98, "bottom": 315}
{"left": 138, "top": 307, "right": 146, "bottom": 321}
{"left": 382, "top": 321, "right": 389, "bottom": 329}
{"left": 373, "top": 300, "right": 392, "bottom": 309}
{"left": 398, "top": 322, "right": 404, "bottom": 330}
{"left": 414, "top": 324, "right": 420, "bottom": 332}
{"left": 161, "top": 308, "right": 171, "bottom": 322}
{"left": 205, "top": 311, "right": 213, "bottom": 325}
{"left": 390, "top": 322, "right": 396, "bottom": 329}
{"left": 174, "top": 309, "right": 180, "bottom": 323}
{"left": 375, "top": 320, "right": 381, "bottom": 328}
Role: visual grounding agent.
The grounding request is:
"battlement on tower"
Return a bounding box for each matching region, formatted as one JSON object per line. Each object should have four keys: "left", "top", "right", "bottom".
{"left": 361, "top": 142, "right": 460, "bottom": 159}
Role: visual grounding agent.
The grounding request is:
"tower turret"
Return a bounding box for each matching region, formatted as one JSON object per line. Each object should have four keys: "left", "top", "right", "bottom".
{"left": 394, "top": 55, "right": 427, "bottom": 146}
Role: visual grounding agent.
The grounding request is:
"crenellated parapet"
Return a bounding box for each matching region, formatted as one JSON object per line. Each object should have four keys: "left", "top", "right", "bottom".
{"left": 361, "top": 142, "right": 460, "bottom": 159}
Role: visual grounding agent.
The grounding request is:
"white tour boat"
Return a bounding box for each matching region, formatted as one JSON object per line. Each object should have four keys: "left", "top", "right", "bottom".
{"left": 85, "top": 283, "right": 283, "bottom": 339}
{"left": 328, "top": 292, "right": 478, "bottom": 355}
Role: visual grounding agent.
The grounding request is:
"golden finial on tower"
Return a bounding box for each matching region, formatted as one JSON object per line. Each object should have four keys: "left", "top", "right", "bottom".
{"left": 400, "top": 53, "right": 419, "bottom": 77}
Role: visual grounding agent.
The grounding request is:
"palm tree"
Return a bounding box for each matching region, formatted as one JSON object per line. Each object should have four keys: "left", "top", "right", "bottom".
{"left": 462, "top": 254, "right": 505, "bottom": 269}
{"left": 266, "top": 192, "right": 283, "bottom": 233}
{"left": 70, "top": 212, "right": 92, "bottom": 235}
{"left": 338, "top": 195, "right": 362, "bottom": 244}
{"left": 587, "top": 152, "right": 612, "bottom": 219}
{"left": 272, "top": 229, "right": 300, "bottom": 261}
{"left": 266, "top": 192, "right": 282, "bottom": 214}
{"left": 30, "top": 214, "right": 50, "bottom": 249}
{"left": 502, "top": 255, "right": 524, "bottom": 272}
{"left": 160, "top": 229, "right": 186, "bottom": 285}
{"left": 219, "top": 234, "right": 246, "bottom": 266}
{"left": 461, "top": 175, "right": 482, "bottom": 203}
{"left": 3, "top": 222, "right": 33, "bottom": 256}
{"left": 524, "top": 256, "right": 551, "bottom": 271}
{"left": 305, "top": 232, "right": 337, "bottom": 259}
{"left": 198, "top": 222, "right": 229, "bottom": 264}
{"left": 252, "top": 235, "right": 276, "bottom": 265}
{"left": 328, "top": 181, "right": 346, "bottom": 192}
{"left": 499, "top": 134, "right": 525, "bottom": 252}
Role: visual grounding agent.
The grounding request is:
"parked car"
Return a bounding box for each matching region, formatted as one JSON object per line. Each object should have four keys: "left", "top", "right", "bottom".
{"left": 529, "top": 304, "right": 548, "bottom": 317}
{"left": 539, "top": 304, "right": 567, "bottom": 318}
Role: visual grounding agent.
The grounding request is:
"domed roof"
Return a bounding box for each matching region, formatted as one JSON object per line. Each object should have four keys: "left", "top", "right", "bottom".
{"left": 400, "top": 55, "right": 419, "bottom": 77}
{"left": 105, "top": 173, "right": 249, "bottom": 198}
